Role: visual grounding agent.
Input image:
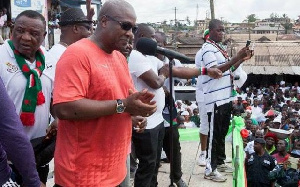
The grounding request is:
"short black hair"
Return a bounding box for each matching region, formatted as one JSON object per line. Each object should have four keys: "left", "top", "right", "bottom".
{"left": 209, "top": 19, "right": 223, "bottom": 30}
{"left": 15, "top": 10, "right": 46, "bottom": 28}
{"left": 135, "top": 23, "right": 150, "bottom": 36}
{"left": 155, "top": 31, "right": 167, "bottom": 44}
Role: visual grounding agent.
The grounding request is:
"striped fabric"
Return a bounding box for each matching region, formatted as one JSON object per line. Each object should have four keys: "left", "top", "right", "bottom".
{"left": 197, "top": 42, "right": 234, "bottom": 112}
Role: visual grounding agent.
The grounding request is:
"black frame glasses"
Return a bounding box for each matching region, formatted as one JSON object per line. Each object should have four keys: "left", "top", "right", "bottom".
{"left": 105, "top": 15, "right": 138, "bottom": 33}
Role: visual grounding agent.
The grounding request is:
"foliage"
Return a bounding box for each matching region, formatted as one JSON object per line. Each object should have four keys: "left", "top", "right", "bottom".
{"left": 246, "top": 14, "right": 257, "bottom": 22}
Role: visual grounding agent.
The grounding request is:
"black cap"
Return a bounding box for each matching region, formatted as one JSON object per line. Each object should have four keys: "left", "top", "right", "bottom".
{"left": 254, "top": 138, "right": 266, "bottom": 145}
{"left": 58, "top": 8, "right": 92, "bottom": 26}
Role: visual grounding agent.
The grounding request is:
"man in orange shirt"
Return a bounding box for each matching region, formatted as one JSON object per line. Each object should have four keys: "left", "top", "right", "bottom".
{"left": 52, "top": 0, "right": 156, "bottom": 186}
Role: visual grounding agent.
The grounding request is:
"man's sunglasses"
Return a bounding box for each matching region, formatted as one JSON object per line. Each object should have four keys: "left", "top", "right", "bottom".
{"left": 104, "top": 15, "right": 138, "bottom": 33}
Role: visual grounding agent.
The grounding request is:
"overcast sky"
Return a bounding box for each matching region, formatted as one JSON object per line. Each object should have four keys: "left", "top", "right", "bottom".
{"left": 102, "top": 0, "right": 300, "bottom": 23}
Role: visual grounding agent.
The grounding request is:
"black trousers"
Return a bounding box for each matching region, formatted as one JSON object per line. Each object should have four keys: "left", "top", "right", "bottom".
{"left": 207, "top": 102, "right": 232, "bottom": 171}
{"left": 247, "top": 182, "right": 271, "bottom": 187}
{"left": 132, "top": 122, "right": 165, "bottom": 187}
{"left": 10, "top": 163, "right": 49, "bottom": 185}
{"left": 163, "top": 125, "right": 182, "bottom": 181}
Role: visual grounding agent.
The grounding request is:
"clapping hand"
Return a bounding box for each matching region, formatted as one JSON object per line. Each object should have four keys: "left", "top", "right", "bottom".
{"left": 125, "top": 89, "right": 157, "bottom": 117}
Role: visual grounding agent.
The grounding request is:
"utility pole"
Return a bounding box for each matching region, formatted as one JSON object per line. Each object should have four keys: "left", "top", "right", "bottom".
{"left": 173, "top": 7, "right": 178, "bottom": 50}
{"left": 248, "top": 20, "right": 251, "bottom": 40}
{"left": 210, "top": 0, "right": 215, "bottom": 19}
{"left": 196, "top": 4, "right": 199, "bottom": 21}
{"left": 169, "top": 8, "right": 177, "bottom": 187}
{"left": 174, "top": 7, "right": 177, "bottom": 27}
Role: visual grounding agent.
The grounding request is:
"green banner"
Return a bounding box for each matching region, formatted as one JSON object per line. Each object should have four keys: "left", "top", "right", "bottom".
{"left": 178, "top": 128, "right": 199, "bottom": 141}
{"left": 227, "top": 116, "right": 247, "bottom": 187}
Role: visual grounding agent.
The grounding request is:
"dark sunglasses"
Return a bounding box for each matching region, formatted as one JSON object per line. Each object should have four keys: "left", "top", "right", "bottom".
{"left": 105, "top": 15, "right": 138, "bottom": 33}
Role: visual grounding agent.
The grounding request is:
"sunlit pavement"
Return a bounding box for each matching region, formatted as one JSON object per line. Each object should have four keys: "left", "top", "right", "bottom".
{"left": 47, "top": 141, "right": 233, "bottom": 187}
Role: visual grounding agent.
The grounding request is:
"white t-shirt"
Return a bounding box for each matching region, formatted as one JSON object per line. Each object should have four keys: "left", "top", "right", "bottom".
{"left": 48, "top": 43, "right": 67, "bottom": 65}
{"left": 48, "top": 43, "right": 67, "bottom": 122}
{"left": 128, "top": 50, "right": 165, "bottom": 129}
{"left": 244, "top": 140, "right": 254, "bottom": 155}
{"left": 184, "top": 121, "right": 196, "bottom": 128}
{"left": 163, "top": 58, "right": 183, "bottom": 96}
{"left": 251, "top": 105, "right": 263, "bottom": 118}
{"left": 292, "top": 86, "right": 300, "bottom": 93}
{"left": 0, "top": 40, "right": 56, "bottom": 140}
{"left": 196, "top": 42, "right": 233, "bottom": 112}
{"left": 0, "top": 15, "right": 5, "bottom": 27}
{"left": 2, "top": 14, "right": 7, "bottom": 22}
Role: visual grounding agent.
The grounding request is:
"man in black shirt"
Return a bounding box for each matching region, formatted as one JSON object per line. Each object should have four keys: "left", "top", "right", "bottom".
{"left": 246, "top": 138, "right": 277, "bottom": 187}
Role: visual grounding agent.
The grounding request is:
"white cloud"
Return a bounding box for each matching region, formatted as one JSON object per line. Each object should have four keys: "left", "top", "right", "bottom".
{"left": 102, "top": 0, "right": 300, "bottom": 23}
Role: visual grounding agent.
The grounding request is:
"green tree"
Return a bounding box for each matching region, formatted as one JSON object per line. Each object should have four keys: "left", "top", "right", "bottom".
{"left": 282, "top": 22, "right": 293, "bottom": 34}
{"left": 186, "top": 16, "right": 191, "bottom": 26}
{"left": 270, "top": 12, "right": 279, "bottom": 22}
{"left": 246, "top": 14, "right": 257, "bottom": 22}
{"left": 282, "top": 13, "right": 288, "bottom": 18}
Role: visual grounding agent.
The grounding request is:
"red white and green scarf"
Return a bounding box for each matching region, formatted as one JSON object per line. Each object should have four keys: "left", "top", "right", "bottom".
{"left": 206, "top": 38, "right": 229, "bottom": 60}
{"left": 8, "top": 40, "right": 46, "bottom": 126}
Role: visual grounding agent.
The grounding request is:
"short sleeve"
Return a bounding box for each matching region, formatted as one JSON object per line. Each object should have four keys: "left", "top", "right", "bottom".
{"left": 128, "top": 50, "right": 151, "bottom": 77}
{"left": 53, "top": 51, "right": 90, "bottom": 104}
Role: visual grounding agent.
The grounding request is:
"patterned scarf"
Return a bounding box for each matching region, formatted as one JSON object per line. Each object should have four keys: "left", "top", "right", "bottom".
{"left": 206, "top": 38, "right": 237, "bottom": 96}
{"left": 206, "top": 38, "right": 229, "bottom": 59}
{"left": 8, "top": 40, "right": 45, "bottom": 126}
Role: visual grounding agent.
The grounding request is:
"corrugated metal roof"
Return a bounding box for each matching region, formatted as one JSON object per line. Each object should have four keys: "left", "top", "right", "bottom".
{"left": 232, "top": 42, "right": 300, "bottom": 75}
{"left": 252, "top": 26, "right": 284, "bottom": 31}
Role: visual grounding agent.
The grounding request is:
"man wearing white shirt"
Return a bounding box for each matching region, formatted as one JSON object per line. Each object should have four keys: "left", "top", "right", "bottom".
{"left": 251, "top": 98, "right": 263, "bottom": 119}
{"left": 1, "top": 8, "right": 8, "bottom": 40}
{"left": 0, "top": 10, "right": 56, "bottom": 186}
{"left": 196, "top": 19, "right": 252, "bottom": 182}
{"left": 48, "top": 8, "right": 92, "bottom": 63}
{"left": 155, "top": 30, "right": 222, "bottom": 187}
{"left": 128, "top": 24, "right": 168, "bottom": 187}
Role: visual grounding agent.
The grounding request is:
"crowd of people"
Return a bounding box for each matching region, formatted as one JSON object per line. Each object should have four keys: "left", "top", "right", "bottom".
{"left": 174, "top": 81, "right": 300, "bottom": 186}
{"left": 0, "top": 0, "right": 299, "bottom": 187}
{"left": 0, "top": 7, "right": 10, "bottom": 44}
{"left": 238, "top": 82, "right": 300, "bottom": 186}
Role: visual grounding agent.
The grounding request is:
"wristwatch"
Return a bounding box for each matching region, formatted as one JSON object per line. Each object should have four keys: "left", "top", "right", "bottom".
{"left": 116, "top": 99, "right": 126, "bottom": 114}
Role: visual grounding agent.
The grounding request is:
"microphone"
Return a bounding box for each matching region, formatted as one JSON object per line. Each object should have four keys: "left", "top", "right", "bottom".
{"left": 136, "top": 37, "right": 192, "bottom": 64}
